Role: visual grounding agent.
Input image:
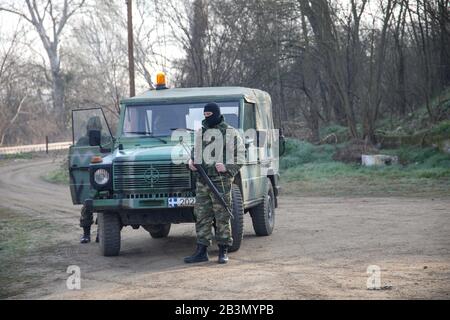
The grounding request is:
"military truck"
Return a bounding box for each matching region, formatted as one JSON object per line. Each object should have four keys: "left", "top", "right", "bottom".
{"left": 69, "top": 76, "right": 285, "bottom": 256}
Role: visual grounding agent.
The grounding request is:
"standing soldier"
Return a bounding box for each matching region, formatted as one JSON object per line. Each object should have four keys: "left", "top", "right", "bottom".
{"left": 76, "top": 116, "right": 108, "bottom": 244}
{"left": 184, "top": 102, "right": 245, "bottom": 264}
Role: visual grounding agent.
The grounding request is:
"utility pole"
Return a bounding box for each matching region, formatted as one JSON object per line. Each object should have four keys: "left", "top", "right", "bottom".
{"left": 126, "top": 0, "right": 135, "bottom": 97}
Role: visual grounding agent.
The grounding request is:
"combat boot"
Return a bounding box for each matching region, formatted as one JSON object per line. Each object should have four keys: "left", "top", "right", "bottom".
{"left": 218, "top": 245, "right": 229, "bottom": 264}
{"left": 80, "top": 226, "right": 91, "bottom": 244}
{"left": 184, "top": 244, "right": 209, "bottom": 263}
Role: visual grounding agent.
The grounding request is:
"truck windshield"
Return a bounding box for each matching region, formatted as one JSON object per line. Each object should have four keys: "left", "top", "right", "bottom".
{"left": 123, "top": 101, "right": 239, "bottom": 137}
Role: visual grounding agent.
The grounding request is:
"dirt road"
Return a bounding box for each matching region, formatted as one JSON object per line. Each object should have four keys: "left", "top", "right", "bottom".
{"left": 0, "top": 156, "right": 449, "bottom": 299}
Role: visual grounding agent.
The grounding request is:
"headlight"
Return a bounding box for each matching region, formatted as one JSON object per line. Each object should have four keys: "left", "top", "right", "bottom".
{"left": 94, "top": 168, "right": 110, "bottom": 185}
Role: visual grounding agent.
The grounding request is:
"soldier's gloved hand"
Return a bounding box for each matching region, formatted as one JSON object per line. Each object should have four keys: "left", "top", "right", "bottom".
{"left": 215, "top": 162, "right": 227, "bottom": 173}
{"left": 188, "top": 159, "right": 198, "bottom": 171}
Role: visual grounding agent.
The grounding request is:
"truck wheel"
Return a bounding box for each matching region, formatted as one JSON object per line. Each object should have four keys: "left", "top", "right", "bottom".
{"left": 98, "top": 212, "right": 121, "bottom": 256}
{"left": 249, "top": 178, "right": 275, "bottom": 236}
{"left": 229, "top": 184, "right": 244, "bottom": 252}
{"left": 143, "top": 224, "right": 171, "bottom": 238}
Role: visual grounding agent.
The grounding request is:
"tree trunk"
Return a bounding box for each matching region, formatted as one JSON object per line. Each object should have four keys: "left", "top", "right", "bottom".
{"left": 52, "top": 70, "right": 65, "bottom": 129}
{"left": 300, "top": 0, "right": 358, "bottom": 138}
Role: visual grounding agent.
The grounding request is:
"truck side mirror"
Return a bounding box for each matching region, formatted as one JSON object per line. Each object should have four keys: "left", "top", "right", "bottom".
{"left": 279, "top": 128, "right": 286, "bottom": 157}
{"left": 88, "top": 130, "right": 101, "bottom": 147}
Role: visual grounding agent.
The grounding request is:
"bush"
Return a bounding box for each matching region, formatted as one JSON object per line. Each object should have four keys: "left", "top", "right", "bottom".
{"left": 280, "top": 139, "right": 335, "bottom": 169}
{"left": 430, "top": 120, "right": 450, "bottom": 137}
{"left": 43, "top": 158, "right": 69, "bottom": 185}
{"left": 389, "top": 146, "right": 450, "bottom": 167}
{"left": 0, "top": 152, "right": 33, "bottom": 160}
{"left": 319, "top": 124, "right": 350, "bottom": 142}
{"left": 332, "top": 139, "right": 379, "bottom": 163}
{"left": 280, "top": 138, "right": 450, "bottom": 182}
{"left": 44, "top": 168, "right": 69, "bottom": 184}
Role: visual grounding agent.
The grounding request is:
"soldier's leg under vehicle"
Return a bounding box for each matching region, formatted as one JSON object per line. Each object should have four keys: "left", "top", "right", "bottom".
{"left": 143, "top": 224, "right": 171, "bottom": 238}
{"left": 80, "top": 203, "right": 94, "bottom": 244}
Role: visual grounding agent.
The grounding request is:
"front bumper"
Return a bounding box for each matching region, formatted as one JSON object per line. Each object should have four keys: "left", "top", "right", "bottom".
{"left": 93, "top": 198, "right": 169, "bottom": 210}
{"left": 90, "top": 197, "right": 196, "bottom": 225}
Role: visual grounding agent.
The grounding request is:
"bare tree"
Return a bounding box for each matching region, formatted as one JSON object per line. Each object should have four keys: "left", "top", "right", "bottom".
{"left": 71, "top": 1, "right": 127, "bottom": 115}
{"left": 0, "top": 21, "right": 27, "bottom": 146}
{"left": 299, "top": 0, "right": 359, "bottom": 138}
{"left": 167, "top": 0, "right": 251, "bottom": 88}
{"left": 0, "top": 0, "right": 85, "bottom": 130}
{"left": 361, "top": 0, "right": 396, "bottom": 142}
{"left": 133, "top": 0, "right": 166, "bottom": 89}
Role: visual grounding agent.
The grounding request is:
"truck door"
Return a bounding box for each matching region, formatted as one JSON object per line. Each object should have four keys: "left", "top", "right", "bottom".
{"left": 241, "top": 102, "right": 264, "bottom": 204}
{"left": 69, "top": 108, "right": 114, "bottom": 205}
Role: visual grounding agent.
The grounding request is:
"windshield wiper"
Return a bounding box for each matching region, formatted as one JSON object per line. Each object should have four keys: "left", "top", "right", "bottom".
{"left": 124, "top": 131, "right": 168, "bottom": 144}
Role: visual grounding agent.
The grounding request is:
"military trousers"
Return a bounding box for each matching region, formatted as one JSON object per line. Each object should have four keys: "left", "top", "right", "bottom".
{"left": 193, "top": 176, "right": 233, "bottom": 247}
{"left": 80, "top": 203, "right": 94, "bottom": 228}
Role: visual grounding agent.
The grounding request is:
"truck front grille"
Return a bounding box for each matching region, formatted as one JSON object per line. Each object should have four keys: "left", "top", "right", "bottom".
{"left": 113, "top": 162, "right": 192, "bottom": 191}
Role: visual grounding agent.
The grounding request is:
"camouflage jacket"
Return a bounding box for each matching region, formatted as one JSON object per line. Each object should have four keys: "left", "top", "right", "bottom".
{"left": 194, "top": 115, "right": 245, "bottom": 179}
{"left": 75, "top": 134, "right": 112, "bottom": 147}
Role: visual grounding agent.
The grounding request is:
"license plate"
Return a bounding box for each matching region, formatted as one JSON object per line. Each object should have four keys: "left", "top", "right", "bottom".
{"left": 168, "top": 197, "right": 196, "bottom": 207}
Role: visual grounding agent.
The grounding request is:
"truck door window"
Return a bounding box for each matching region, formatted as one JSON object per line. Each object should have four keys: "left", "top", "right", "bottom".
{"left": 243, "top": 103, "right": 256, "bottom": 132}
{"left": 72, "top": 108, "right": 113, "bottom": 146}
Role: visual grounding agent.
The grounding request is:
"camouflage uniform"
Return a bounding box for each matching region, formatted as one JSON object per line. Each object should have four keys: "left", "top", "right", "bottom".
{"left": 80, "top": 205, "right": 94, "bottom": 228}
{"left": 193, "top": 115, "right": 245, "bottom": 247}
{"left": 78, "top": 116, "right": 105, "bottom": 240}
{"left": 75, "top": 116, "right": 112, "bottom": 147}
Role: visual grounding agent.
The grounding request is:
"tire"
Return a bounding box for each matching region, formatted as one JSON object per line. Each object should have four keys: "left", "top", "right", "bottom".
{"left": 228, "top": 184, "right": 244, "bottom": 252}
{"left": 98, "top": 212, "right": 121, "bottom": 256}
{"left": 249, "top": 178, "right": 275, "bottom": 236}
{"left": 143, "top": 224, "right": 171, "bottom": 238}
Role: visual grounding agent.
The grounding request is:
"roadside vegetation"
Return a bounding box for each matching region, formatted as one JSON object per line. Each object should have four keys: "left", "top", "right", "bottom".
{"left": 43, "top": 165, "right": 69, "bottom": 185}
{"left": 280, "top": 91, "right": 450, "bottom": 197}
{"left": 280, "top": 138, "right": 450, "bottom": 197}
{"left": 0, "top": 152, "right": 33, "bottom": 160}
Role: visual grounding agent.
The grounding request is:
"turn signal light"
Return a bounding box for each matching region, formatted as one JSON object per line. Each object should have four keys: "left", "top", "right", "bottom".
{"left": 91, "top": 156, "right": 103, "bottom": 164}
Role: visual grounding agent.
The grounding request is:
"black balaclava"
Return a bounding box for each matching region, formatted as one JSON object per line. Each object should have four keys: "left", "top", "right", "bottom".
{"left": 204, "top": 102, "right": 222, "bottom": 127}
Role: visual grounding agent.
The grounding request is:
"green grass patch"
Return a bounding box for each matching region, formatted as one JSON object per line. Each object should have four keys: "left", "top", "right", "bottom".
{"left": 280, "top": 138, "right": 450, "bottom": 197}
{"left": 384, "top": 145, "right": 450, "bottom": 167}
{"left": 43, "top": 166, "right": 69, "bottom": 185}
{"left": 319, "top": 124, "right": 350, "bottom": 142}
{"left": 430, "top": 120, "right": 450, "bottom": 137}
{"left": 0, "top": 207, "right": 55, "bottom": 298}
{"left": 0, "top": 152, "right": 33, "bottom": 160}
{"left": 280, "top": 139, "right": 336, "bottom": 169}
